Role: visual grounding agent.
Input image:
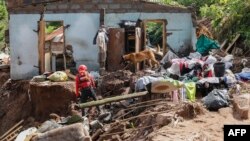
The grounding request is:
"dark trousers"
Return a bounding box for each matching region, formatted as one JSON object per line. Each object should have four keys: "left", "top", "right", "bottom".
{"left": 80, "top": 87, "right": 100, "bottom": 115}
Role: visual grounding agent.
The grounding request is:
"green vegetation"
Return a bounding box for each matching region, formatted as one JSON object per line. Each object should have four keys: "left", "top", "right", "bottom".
{"left": 45, "top": 21, "right": 62, "bottom": 34}
{"left": 146, "top": 22, "right": 163, "bottom": 47}
{"left": 0, "top": 1, "right": 8, "bottom": 50}
{"left": 200, "top": 0, "right": 250, "bottom": 46}
{"left": 161, "top": 0, "right": 250, "bottom": 48}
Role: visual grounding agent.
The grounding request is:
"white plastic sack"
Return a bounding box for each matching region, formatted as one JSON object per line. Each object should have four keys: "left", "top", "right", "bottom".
{"left": 47, "top": 71, "right": 68, "bottom": 82}
{"left": 188, "top": 52, "right": 202, "bottom": 59}
{"left": 205, "top": 55, "right": 217, "bottom": 64}
{"left": 160, "top": 50, "right": 179, "bottom": 64}
{"left": 15, "top": 127, "right": 37, "bottom": 141}
{"left": 222, "top": 55, "right": 234, "bottom": 62}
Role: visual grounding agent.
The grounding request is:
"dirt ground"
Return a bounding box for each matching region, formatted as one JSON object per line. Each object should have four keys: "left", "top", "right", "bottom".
{"left": 0, "top": 71, "right": 10, "bottom": 87}
{"left": 0, "top": 79, "right": 31, "bottom": 135}
{"left": 0, "top": 79, "right": 76, "bottom": 135}
{"left": 0, "top": 70, "right": 250, "bottom": 141}
{"left": 148, "top": 107, "right": 250, "bottom": 141}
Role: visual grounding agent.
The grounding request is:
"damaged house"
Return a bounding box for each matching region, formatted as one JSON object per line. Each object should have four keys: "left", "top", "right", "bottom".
{"left": 7, "top": 0, "right": 197, "bottom": 80}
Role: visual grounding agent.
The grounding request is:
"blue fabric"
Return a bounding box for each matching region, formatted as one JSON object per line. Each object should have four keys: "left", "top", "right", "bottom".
{"left": 235, "top": 72, "right": 250, "bottom": 80}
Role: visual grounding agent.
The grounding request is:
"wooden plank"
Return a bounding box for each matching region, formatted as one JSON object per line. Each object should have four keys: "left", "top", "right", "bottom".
{"left": 5, "top": 134, "right": 18, "bottom": 141}
{"left": 220, "top": 39, "right": 228, "bottom": 50}
{"left": 0, "top": 120, "right": 23, "bottom": 140}
{"left": 0, "top": 65, "right": 10, "bottom": 69}
{"left": 135, "top": 27, "right": 141, "bottom": 72}
{"left": 78, "top": 91, "right": 148, "bottom": 108}
{"left": 100, "top": 9, "right": 105, "bottom": 26}
{"left": 107, "top": 28, "right": 125, "bottom": 71}
{"left": 38, "top": 20, "right": 46, "bottom": 74}
{"left": 225, "top": 34, "right": 240, "bottom": 53}
{"left": 162, "top": 20, "right": 167, "bottom": 56}
{"left": 3, "top": 126, "right": 23, "bottom": 141}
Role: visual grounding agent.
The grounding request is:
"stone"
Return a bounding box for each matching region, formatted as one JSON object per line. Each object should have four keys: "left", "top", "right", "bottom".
{"left": 232, "top": 94, "right": 250, "bottom": 119}
{"left": 156, "top": 113, "right": 173, "bottom": 126}
{"left": 32, "top": 123, "right": 91, "bottom": 141}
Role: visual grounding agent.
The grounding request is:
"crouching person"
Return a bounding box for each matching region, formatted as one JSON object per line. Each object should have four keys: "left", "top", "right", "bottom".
{"left": 75, "top": 65, "right": 101, "bottom": 116}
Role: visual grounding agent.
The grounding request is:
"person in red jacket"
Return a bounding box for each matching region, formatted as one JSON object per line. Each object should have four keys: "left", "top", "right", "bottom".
{"left": 75, "top": 65, "right": 100, "bottom": 115}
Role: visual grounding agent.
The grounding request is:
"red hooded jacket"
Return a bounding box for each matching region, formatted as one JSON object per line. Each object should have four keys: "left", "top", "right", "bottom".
{"left": 75, "top": 72, "right": 95, "bottom": 97}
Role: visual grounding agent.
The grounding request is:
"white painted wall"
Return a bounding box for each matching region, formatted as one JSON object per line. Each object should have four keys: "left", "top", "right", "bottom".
{"left": 105, "top": 13, "right": 196, "bottom": 52}
{"left": 9, "top": 13, "right": 99, "bottom": 80}
{"left": 9, "top": 12, "right": 194, "bottom": 79}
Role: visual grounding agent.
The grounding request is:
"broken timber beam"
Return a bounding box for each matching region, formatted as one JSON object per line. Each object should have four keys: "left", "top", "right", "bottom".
{"left": 78, "top": 91, "right": 148, "bottom": 109}
{"left": 225, "top": 34, "right": 240, "bottom": 53}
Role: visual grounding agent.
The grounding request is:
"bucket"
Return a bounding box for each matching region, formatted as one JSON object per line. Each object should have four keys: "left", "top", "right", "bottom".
{"left": 213, "top": 62, "right": 225, "bottom": 77}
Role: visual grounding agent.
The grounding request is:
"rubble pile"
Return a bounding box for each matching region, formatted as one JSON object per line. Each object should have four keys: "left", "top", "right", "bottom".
{"left": 96, "top": 102, "right": 181, "bottom": 141}
{"left": 0, "top": 71, "right": 10, "bottom": 87}
{"left": 0, "top": 80, "right": 31, "bottom": 135}
{"left": 98, "top": 70, "right": 149, "bottom": 97}
{"left": 29, "top": 81, "right": 76, "bottom": 120}
{"left": 176, "top": 102, "right": 207, "bottom": 119}
{"left": 98, "top": 70, "right": 133, "bottom": 97}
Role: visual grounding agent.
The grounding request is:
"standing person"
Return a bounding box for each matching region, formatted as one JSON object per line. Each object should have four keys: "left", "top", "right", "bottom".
{"left": 75, "top": 65, "right": 100, "bottom": 115}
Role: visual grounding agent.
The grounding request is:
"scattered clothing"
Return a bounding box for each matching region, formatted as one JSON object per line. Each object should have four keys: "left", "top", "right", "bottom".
{"left": 135, "top": 76, "right": 164, "bottom": 91}
{"left": 235, "top": 72, "right": 250, "bottom": 81}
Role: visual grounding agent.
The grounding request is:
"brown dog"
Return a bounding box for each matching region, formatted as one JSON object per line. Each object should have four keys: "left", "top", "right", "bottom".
{"left": 122, "top": 50, "right": 159, "bottom": 68}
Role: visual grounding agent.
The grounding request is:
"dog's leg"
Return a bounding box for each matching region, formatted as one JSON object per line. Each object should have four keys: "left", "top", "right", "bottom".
{"left": 151, "top": 59, "right": 159, "bottom": 68}
{"left": 148, "top": 59, "right": 152, "bottom": 68}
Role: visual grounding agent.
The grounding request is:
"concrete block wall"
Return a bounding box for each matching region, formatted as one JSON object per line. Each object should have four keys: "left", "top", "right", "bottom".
{"left": 8, "top": 0, "right": 191, "bottom": 14}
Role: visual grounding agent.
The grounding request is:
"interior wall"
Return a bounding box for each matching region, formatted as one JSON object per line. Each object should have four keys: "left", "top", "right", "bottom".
{"left": 105, "top": 13, "right": 194, "bottom": 53}
{"left": 9, "top": 12, "right": 194, "bottom": 80}
{"left": 9, "top": 13, "right": 99, "bottom": 80}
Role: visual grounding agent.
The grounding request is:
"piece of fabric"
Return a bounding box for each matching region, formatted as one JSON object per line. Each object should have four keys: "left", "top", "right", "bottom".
{"left": 184, "top": 82, "right": 196, "bottom": 102}
{"left": 75, "top": 72, "right": 95, "bottom": 97}
{"left": 37, "top": 120, "right": 62, "bottom": 133}
{"left": 198, "top": 77, "right": 219, "bottom": 84}
{"left": 80, "top": 87, "right": 97, "bottom": 103}
{"left": 235, "top": 72, "right": 250, "bottom": 81}
{"left": 188, "top": 52, "right": 202, "bottom": 59}
{"left": 15, "top": 127, "right": 37, "bottom": 141}
{"left": 150, "top": 79, "right": 181, "bottom": 94}
{"left": 135, "top": 76, "right": 164, "bottom": 91}
{"left": 196, "top": 34, "right": 220, "bottom": 56}
{"left": 80, "top": 87, "right": 100, "bottom": 114}
{"left": 96, "top": 29, "right": 108, "bottom": 65}
{"left": 160, "top": 50, "right": 179, "bottom": 64}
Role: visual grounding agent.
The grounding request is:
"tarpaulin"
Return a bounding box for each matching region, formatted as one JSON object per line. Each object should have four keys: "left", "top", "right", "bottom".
{"left": 196, "top": 34, "right": 220, "bottom": 56}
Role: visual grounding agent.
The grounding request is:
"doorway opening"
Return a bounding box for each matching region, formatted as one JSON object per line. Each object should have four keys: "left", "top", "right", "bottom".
{"left": 143, "top": 19, "right": 167, "bottom": 56}
{"left": 44, "top": 21, "right": 65, "bottom": 72}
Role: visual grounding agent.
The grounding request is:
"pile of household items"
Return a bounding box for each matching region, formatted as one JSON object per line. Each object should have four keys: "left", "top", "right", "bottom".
{"left": 134, "top": 27, "right": 248, "bottom": 112}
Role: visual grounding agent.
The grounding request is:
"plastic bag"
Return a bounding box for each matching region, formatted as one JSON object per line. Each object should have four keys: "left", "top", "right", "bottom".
{"left": 202, "top": 89, "right": 229, "bottom": 110}
{"left": 184, "top": 82, "right": 196, "bottom": 102}
{"left": 47, "top": 71, "right": 68, "bottom": 82}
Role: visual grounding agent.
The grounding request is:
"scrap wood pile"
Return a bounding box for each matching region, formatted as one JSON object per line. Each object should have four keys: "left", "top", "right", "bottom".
{"left": 0, "top": 52, "right": 10, "bottom": 71}
{"left": 96, "top": 102, "right": 206, "bottom": 141}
